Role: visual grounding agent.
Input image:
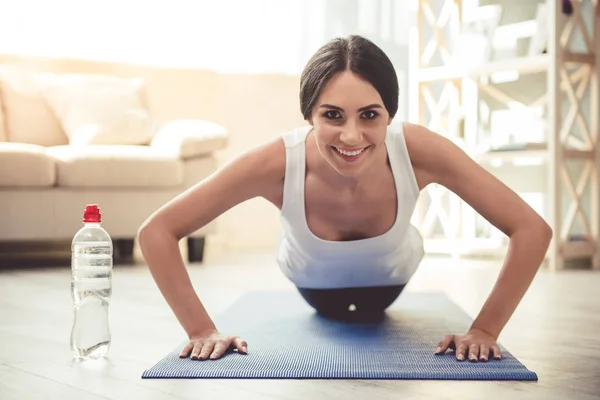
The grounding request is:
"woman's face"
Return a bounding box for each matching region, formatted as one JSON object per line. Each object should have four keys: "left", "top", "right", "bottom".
{"left": 308, "top": 70, "right": 392, "bottom": 178}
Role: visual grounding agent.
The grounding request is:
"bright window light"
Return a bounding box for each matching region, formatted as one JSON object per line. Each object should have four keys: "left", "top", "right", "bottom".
{"left": 0, "top": 0, "right": 411, "bottom": 77}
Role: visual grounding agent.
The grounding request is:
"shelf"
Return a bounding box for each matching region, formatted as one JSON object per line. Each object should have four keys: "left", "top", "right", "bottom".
{"left": 474, "top": 149, "right": 548, "bottom": 164}
{"left": 416, "top": 54, "right": 550, "bottom": 82}
{"left": 424, "top": 237, "right": 508, "bottom": 258}
{"left": 563, "top": 51, "right": 597, "bottom": 65}
{"left": 424, "top": 236, "right": 597, "bottom": 262}
{"left": 416, "top": 52, "right": 594, "bottom": 84}
{"left": 561, "top": 238, "right": 597, "bottom": 259}
{"left": 472, "top": 146, "right": 595, "bottom": 164}
{"left": 411, "top": 0, "right": 600, "bottom": 270}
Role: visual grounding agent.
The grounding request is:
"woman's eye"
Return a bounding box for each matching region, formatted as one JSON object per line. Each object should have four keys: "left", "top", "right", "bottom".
{"left": 324, "top": 110, "right": 342, "bottom": 120}
{"left": 362, "top": 110, "right": 379, "bottom": 119}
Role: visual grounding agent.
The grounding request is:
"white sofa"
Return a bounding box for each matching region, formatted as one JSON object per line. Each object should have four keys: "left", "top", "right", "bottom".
{"left": 0, "top": 67, "right": 227, "bottom": 262}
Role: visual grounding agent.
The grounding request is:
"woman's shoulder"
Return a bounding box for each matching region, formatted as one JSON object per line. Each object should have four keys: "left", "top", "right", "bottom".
{"left": 244, "top": 134, "right": 287, "bottom": 183}
{"left": 280, "top": 125, "right": 312, "bottom": 148}
{"left": 402, "top": 122, "right": 446, "bottom": 164}
{"left": 241, "top": 130, "right": 296, "bottom": 206}
{"left": 240, "top": 125, "right": 311, "bottom": 181}
{"left": 402, "top": 122, "right": 483, "bottom": 188}
{"left": 400, "top": 122, "right": 454, "bottom": 188}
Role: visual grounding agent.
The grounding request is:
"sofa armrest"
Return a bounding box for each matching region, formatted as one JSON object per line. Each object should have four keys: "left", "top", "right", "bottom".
{"left": 150, "top": 119, "right": 228, "bottom": 159}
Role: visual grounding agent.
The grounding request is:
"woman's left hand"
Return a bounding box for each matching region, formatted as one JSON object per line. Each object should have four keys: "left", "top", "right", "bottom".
{"left": 434, "top": 328, "right": 502, "bottom": 362}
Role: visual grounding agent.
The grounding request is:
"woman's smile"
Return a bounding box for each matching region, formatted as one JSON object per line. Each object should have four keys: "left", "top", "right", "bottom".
{"left": 331, "top": 145, "right": 371, "bottom": 163}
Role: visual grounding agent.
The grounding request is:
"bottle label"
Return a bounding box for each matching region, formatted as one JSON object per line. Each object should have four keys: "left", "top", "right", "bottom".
{"left": 72, "top": 243, "right": 112, "bottom": 268}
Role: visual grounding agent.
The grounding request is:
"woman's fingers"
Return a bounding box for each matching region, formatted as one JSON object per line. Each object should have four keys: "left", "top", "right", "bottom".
{"left": 190, "top": 342, "right": 203, "bottom": 360}
{"left": 468, "top": 344, "right": 480, "bottom": 362}
{"left": 479, "top": 344, "right": 489, "bottom": 362}
{"left": 210, "top": 341, "right": 231, "bottom": 360}
{"left": 435, "top": 335, "right": 454, "bottom": 354}
{"left": 491, "top": 345, "right": 503, "bottom": 360}
{"left": 233, "top": 337, "right": 249, "bottom": 354}
{"left": 179, "top": 342, "right": 194, "bottom": 358}
{"left": 455, "top": 343, "right": 468, "bottom": 361}
{"left": 183, "top": 335, "right": 248, "bottom": 361}
{"left": 199, "top": 341, "right": 215, "bottom": 360}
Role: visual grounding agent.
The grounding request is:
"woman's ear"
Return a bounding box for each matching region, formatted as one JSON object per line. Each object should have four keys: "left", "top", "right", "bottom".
{"left": 308, "top": 115, "right": 314, "bottom": 126}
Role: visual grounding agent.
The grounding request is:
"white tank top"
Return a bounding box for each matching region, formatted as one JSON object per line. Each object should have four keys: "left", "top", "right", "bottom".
{"left": 276, "top": 124, "right": 424, "bottom": 289}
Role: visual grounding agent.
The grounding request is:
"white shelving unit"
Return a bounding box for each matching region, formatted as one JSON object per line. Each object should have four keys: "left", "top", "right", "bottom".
{"left": 409, "top": 0, "right": 599, "bottom": 270}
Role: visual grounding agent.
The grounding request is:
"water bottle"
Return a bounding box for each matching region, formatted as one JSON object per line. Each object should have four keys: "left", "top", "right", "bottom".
{"left": 70, "top": 204, "right": 113, "bottom": 359}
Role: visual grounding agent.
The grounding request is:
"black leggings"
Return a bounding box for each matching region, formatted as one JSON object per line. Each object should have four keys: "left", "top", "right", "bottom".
{"left": 297, "top": 284, "right": 406, "bottom": 320}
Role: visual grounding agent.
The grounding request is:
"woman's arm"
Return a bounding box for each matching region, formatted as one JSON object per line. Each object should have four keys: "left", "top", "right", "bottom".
{"left": 405, "top": 124, "right": 552, "bottom": 360}
{"left": 137, "top": 137, "right": 286, "bottom": 340}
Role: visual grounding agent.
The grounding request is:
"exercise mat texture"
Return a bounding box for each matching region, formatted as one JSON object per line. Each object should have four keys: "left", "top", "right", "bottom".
{"left": 142, "top": 291, "right": 537, "bottom": 380}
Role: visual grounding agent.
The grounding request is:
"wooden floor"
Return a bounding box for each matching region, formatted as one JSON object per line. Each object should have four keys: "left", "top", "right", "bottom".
{"left": 1, "top": 252, "right": 599, "bottom": 400}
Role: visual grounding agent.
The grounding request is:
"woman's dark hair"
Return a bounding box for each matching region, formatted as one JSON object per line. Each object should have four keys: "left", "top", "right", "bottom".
{"left": 299, "top": 35, "right": 398, "bottom": 120}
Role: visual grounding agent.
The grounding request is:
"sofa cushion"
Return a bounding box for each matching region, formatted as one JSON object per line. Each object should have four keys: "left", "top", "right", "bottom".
{"left": 0, "top": 67, "right": 69, "bottom": 146}
{"left": 47, "top": 145, "right": 183, "bottom": 188}
{"left": 151, "top": 119, "right": 228, "bottom": 159}
{"left": 0, "top": 142, "right": 55, "bottom": 187}
{"left": 0, "top": 95, "right": 6, "bottom": 142}
{"left": 39, "top": 73, "right": 156, "bottom": 146}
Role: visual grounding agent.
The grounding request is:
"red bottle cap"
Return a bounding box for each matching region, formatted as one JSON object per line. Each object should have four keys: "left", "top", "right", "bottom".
{"left": 83, "top": 204, "right": 102, "bottom": 223}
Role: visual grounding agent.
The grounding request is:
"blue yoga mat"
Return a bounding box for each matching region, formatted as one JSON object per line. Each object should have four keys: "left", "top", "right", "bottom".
{"left": 142, "top": 291, "right": 537, "bottom": 380}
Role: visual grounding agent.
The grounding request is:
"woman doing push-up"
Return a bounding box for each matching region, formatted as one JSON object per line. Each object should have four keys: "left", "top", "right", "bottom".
{"left": 138, "top": 35, "right": 552, "bottom": 364}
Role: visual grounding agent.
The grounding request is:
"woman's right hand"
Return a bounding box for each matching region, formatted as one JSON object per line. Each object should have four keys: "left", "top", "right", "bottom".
{"left": 179, "top": 329, "right": 249, "bottom": 360}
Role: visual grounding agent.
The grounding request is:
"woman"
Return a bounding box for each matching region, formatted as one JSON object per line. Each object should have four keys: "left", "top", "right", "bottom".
{"left": 138, "top": 35, "right": 552, "bottom": 364}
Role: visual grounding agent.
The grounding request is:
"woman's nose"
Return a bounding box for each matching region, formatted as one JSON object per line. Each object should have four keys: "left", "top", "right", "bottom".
{"left": 339, "top": 125, "right": 363, "bottom": 146}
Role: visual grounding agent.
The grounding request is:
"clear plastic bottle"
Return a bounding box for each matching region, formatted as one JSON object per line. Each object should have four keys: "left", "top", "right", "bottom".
{"left": 70, "top": 204, "right": 113, "bottom": 359}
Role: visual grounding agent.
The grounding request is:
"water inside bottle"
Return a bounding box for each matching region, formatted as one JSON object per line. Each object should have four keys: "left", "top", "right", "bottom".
{"left": 71, "top": 240, "right": 113, "bottom": 359}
